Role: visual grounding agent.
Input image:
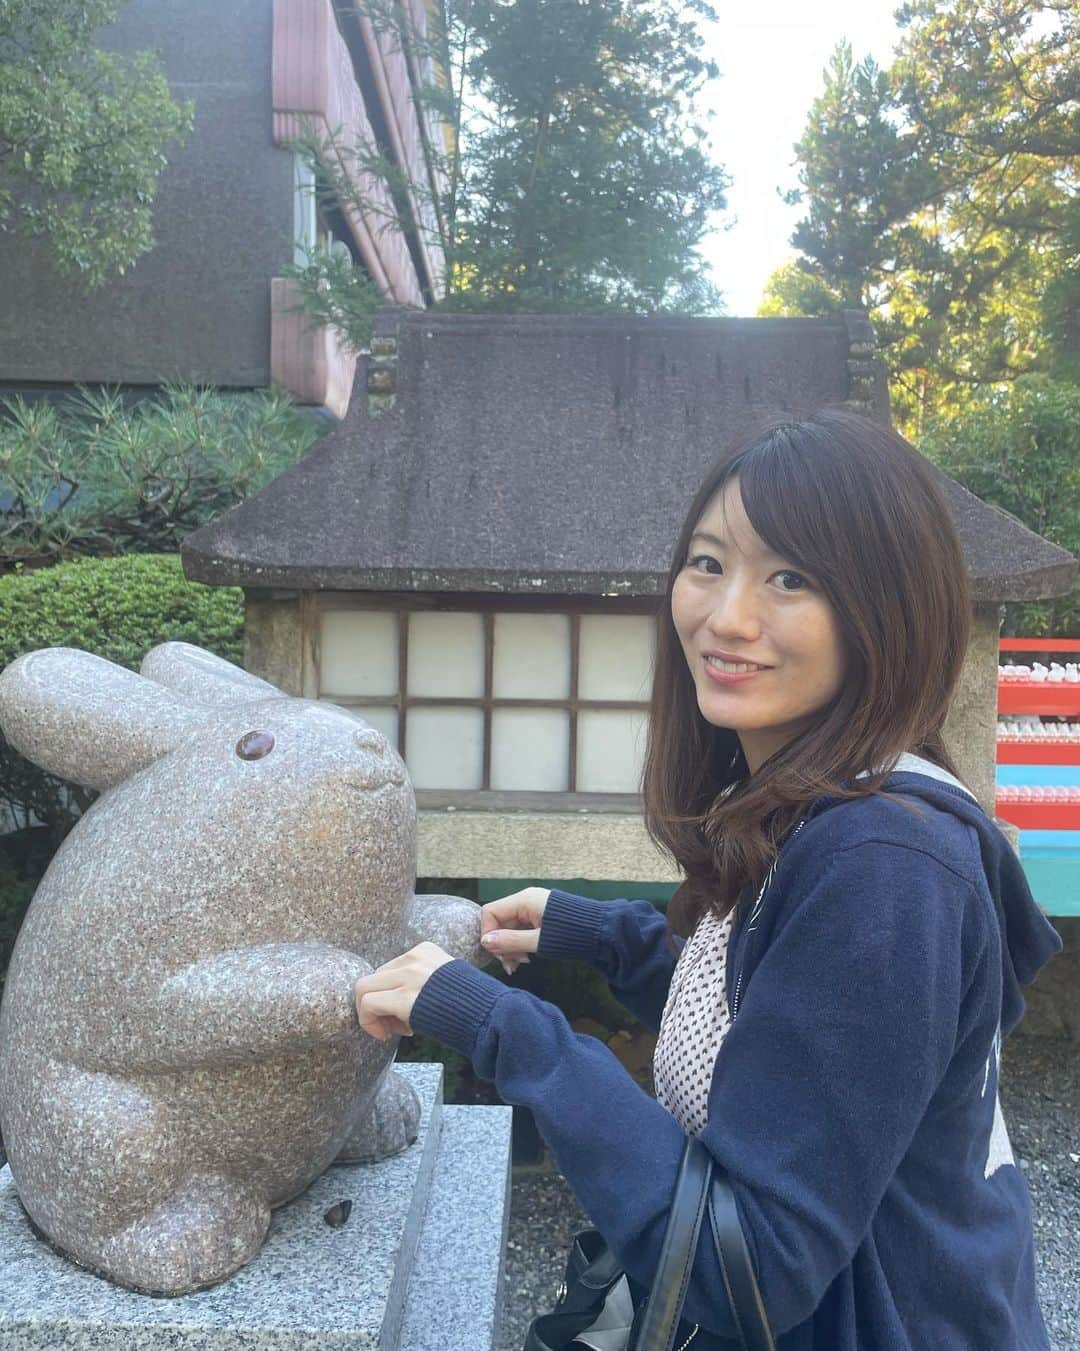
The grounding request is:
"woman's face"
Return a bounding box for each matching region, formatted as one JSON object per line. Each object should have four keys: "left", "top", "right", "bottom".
{"left": 670, "top": 477, "right": 847, "bottom": 773}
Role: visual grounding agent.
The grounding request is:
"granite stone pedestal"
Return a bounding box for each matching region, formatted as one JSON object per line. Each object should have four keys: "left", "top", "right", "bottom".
{"left": 0, "top": 1064, "right": 511, "bottom": 1349}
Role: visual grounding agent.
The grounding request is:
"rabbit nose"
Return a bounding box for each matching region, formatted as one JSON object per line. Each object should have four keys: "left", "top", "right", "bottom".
{"left": 351, "top": 727, "right": 407, "bottom": 789}
{"left": 353, "top": 728, "right": 388, "bottom": 753}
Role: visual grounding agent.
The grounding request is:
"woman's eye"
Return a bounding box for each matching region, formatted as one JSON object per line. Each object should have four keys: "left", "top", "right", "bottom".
{"left": 773, "top": 570, "right": 808, "bottom": 592}
{"left": 687, "top": 554, "right": 722, "bottom": 574}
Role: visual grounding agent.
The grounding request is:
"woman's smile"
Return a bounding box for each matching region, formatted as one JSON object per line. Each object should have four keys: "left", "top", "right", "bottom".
{"left": 702, "top": 650, "right": 773, "bottom": 681}
{"left": 703, "top": 658, "right": 768, "bottom": 684}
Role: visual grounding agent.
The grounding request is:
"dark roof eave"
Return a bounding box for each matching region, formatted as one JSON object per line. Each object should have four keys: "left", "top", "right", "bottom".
{"left": 970, "top": 558, "right": 1077, "bottom": 605}
{"left": 181, "top": 546, "right": 669, "bottom": 598}
{"left": 182, "top": 543, "right": 1076, "bottom": 606}
{"left": 175, "top": 309, "right": 1075, "bottom": 607}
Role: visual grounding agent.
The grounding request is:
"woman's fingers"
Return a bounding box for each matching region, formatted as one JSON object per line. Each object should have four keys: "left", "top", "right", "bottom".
{"left": 481, "top": 926, "right": 540, "bottom": 955}
{"left": 480, "top": 887, "right": 550, "bottom": 939}
{"left": 353, "top": 943, "right": 453, "bottom": 1040}
{"left": 356, "top": 987, "right": 414, "bottom": 1040}
{"left": 354, "top": 962, "right": 414, "bottom": 991}
{"left": 481, "top": 925, "right": 539, "bottom": 975}
{"left": 480, "top": 901, "right": 528, "bottom": 937}
{"left": 479, "top": 888, "right": 547, "bottom": 974}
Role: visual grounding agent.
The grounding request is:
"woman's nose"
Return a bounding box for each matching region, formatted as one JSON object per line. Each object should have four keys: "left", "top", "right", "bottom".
{"left": 705, "top": 581, "right": 761, "bottom": 641}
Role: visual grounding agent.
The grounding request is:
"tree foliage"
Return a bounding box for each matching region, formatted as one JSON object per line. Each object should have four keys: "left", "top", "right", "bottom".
{"left": 0, "top": 0, "right": 193, "bottom": 287}
{"left": 288, "top": 0, "right": 729, "bottom": 341}
{"left": 921, "top": 376, "right": 1080, "bottom": 635}
{"left": 758, "top": 260, "right": 847, "bottom": 319}
{"left": 437, "top": 0, "right": 728, "bottom": 311}
{"left": 766, "top": 2, "right": 1078, "bottom": 432}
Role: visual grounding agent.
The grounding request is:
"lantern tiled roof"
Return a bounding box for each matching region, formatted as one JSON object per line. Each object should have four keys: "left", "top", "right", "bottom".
{"left": 182, "top": 308, "right": 1075, "bottom": 603}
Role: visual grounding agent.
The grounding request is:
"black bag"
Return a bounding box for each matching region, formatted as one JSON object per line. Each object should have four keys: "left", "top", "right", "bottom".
{"left": 524, "top": 1136, "right": 775, "bottom": 1351}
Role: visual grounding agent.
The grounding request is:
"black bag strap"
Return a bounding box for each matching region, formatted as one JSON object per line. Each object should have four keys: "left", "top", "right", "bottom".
{"left": 630, "top": 1136, "right": 712, "bottom": 1351}
{"left": 630, "top": 1136, "right": 776, "bottom": 1351}
{"left": 709, "top": 1168, "right": 776, "bottom": 1351}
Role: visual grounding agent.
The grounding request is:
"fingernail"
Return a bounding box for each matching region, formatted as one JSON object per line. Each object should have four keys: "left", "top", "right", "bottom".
{"left": 481, "top": 931, "right": 499, "bottom": 946}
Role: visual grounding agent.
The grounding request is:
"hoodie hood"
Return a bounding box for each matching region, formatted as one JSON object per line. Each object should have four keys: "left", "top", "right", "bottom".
{"left": 805, "top": 752, "right": 1063, "bottom": 1038}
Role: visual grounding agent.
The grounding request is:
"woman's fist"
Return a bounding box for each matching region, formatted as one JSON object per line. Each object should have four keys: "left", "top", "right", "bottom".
{"left": 354, "top": 942, "right": 453, "bottom": 1041}
{"left": 479, "top": 886, "right": 550, "bottom": 974}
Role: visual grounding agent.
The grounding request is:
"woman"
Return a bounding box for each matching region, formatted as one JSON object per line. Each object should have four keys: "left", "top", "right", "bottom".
{"left": 354, "top": 409, "right": 1060, "bottom": 1349}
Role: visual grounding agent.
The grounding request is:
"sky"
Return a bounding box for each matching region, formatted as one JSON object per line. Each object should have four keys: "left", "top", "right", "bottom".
{"left": 696, "top": 1, "right": 903, "bottom": 316}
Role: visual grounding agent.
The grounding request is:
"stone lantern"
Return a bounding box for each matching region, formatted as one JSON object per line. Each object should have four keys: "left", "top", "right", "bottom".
{"left": 182, "top": 308, "right": 1077, "bottom": 885}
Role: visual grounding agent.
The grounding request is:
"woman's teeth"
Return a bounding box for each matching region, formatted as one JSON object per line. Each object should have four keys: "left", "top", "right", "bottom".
{"left": 706, "top": 657, "right": 766, "bottom": 674}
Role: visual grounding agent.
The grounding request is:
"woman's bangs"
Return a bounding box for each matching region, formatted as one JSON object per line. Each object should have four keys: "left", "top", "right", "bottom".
{"left": 731, "top": 435, "right": 831, "bottom": 583}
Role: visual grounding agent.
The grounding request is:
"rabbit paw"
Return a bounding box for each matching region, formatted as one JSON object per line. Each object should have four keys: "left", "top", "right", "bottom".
{"left": 407, "top": 893, "right": 484, "bottom": 965}
{"left": 335, "top": 1069, "right": 421, "bottom": 1164}
{"left": 95, "top": 1173, "right": 270, "bottom": 1296}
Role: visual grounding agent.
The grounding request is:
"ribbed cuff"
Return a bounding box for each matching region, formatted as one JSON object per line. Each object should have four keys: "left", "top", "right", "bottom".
{"left": 411, "top": 959, "right": 509, "bottom": 1058}
{"left": 536, "top": 890, "right": 610, "bottom": 962}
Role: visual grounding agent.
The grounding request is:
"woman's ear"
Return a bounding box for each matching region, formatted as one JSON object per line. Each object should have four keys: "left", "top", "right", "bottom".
{"left": 140, "top": 641, "right": 283, "bottom": 708}
{"left": 0, "top": 648, "right": 208, "bottom": 791}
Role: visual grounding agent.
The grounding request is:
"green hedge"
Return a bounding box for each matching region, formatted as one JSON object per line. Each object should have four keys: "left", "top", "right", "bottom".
{"left": 0, "top": 553, "right": 243, "bottom": 670}
{"left": 0, "top": 553, "right": 243, "bottom": 856}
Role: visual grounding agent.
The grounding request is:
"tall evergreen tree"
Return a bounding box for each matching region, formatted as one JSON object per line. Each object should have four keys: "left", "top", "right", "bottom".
{"left": 440, "top": 0, "right": 728, "bottom": 311}
{"left": 291, "top": 0, "right": 729, "bottom": 338}
{"left": 763, "top": 1, "right": 1078, "bottom": 431}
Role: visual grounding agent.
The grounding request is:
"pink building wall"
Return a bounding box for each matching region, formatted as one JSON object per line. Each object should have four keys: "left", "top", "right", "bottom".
{"left": 271, "top": 0, "right": 445, "bottom": 414}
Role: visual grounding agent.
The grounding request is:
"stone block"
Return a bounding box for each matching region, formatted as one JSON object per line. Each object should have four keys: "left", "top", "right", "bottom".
{"left": 1016, "top": 918, "right": 1080, "bottom": 1039}
{"left": 399, "top": 1103, "right": 512, "bottom": 1350}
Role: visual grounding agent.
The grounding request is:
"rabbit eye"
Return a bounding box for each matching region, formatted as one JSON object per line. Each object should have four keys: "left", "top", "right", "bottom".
{"left": 236, "top": 730, "right": 275, "bottom": 760}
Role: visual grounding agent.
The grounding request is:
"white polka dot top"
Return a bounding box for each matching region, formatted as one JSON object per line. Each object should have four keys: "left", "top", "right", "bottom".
{"left": 653, "top": 907, "right": 734, "bottom": 1137}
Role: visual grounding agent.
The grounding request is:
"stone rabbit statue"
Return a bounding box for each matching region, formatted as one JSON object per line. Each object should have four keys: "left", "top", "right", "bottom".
{"left": 0, "top": 642, "right": 483, "bottom": 1295}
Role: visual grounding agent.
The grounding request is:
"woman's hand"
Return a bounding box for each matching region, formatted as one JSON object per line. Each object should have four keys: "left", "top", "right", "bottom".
{"left": 354, "top": 942, "right": 453, "bottom": 1040}
{"left": 480, "top": 886, "right": 550, "bottom": 974}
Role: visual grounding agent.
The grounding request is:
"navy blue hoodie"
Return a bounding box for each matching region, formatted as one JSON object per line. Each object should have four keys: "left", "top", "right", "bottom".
{"left": 412, "top": 759, "right": 1062, "bottom": 1348}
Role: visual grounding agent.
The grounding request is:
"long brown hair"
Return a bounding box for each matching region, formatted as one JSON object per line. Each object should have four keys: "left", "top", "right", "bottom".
{"left": 642, "top": 408, "right": 972, "bottom": 935}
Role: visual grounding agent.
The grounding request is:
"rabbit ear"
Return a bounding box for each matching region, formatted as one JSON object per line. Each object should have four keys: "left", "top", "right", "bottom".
{"left": 141, "top": 642, "right": 284, "bottom": 708}
{"left": 0, "top": 648, "right": 208, "bottom": 791}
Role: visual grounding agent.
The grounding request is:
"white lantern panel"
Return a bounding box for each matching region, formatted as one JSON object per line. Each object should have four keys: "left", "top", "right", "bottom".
{"left": 407, "top": 612, "right": 484, "bottom": 698}
{"left": 347, "top": 705, "right": 400, "bottom": 746}
{"left": 578, "top": 615, "right": 654, "bottom": 702}
{"left": 490, "top": 709, "right": 570, "bottom": 791}
{"left": 576, "top": 709, "right": 648, "bottom": 793}
{"left": 492, "top": 613, "right": 571, "bottom": 699}
{"left": 319, "top": 610, "right": 398, "bottom": 697}
{"left": 406, "top": 707, "right": 484, "bottom": 789}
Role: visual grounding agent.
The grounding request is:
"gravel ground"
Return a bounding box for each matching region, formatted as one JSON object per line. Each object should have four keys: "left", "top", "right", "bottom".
{"left": 497, "top": 1034, "right": 1080, "bottom": 1351}
{"left": 1001, "top": 1036, "right": 1080, "bottom": 1350}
